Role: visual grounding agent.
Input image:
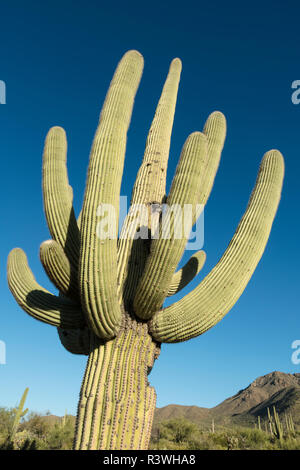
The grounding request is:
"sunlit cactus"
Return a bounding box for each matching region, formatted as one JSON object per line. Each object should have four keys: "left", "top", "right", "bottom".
{"left": 10, "top": 388, "right": 29, "bottom": 442}
{"left": 7, "top": 50, "right": 284, "bottom": 450}
{"left": 268, "top": 406, "right": 283, "bottom": 441}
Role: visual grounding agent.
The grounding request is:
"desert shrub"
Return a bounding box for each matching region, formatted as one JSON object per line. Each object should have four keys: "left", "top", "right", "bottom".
{"left": 20, "top": 412, "right": 51, "bottom": 439}
{"left": 0, "top": 407, "right": 15, "bottom": 436}
{"left": 234, "top": 428, "right": 270, "bottom": 450}
{"left": 0, "top": 407, "right": 15, "bottom": 444}
{"left": 154, "top": 418, "right": 200, "bottom": 443}
{"left": 45, "top": 417, "right": 74, "bottom": 450}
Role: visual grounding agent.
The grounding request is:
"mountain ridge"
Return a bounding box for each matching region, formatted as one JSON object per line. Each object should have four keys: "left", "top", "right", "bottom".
{"left": 154, "top": 371, "right": 300, "bottom": 428}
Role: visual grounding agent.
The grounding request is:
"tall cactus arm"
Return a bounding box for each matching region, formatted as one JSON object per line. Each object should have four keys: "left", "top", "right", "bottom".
{"left": 131, "top": 58, "right": 182, "bottom": 206}
{"left": 11, "top": 388, "right": 29, "bottom": 440}
{"left": 200, "top": 111, "right": 227, "bottom": 205}
{"left": 42, "top": 126, "right": 80, "bottom": 270}
{"left": 7, "top": 248, "right": 84, "bottom": 329}
{"left": 134, "top": 132, "right": 208, "bottom": 319}
{"left": 77, "top": 209, "right": 82, "bottom": 229}
{"left": 40, "top": 240, "right": 78, "bottom": 300}
{"left": 149, "top": 150, "right": 284, "bottom": 343}
{"left": 167, "top": 250, "right": 206, "bottom": 297}
{"left": 192, "top": 111, "right": 227, "bottom": 223}
{"left": 117, "top": 58, "right": 182, "bottom": 302}
{"left": 79, "top": 50, "right": 143, "bottom": 340}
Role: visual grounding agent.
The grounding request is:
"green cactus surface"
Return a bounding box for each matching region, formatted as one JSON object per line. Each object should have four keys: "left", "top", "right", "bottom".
{"left": 7, "top": 50, "right": 284, "bottom": 450}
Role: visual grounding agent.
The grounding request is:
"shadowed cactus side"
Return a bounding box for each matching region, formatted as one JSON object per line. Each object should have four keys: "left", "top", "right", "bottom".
{"left": 7, "top": 50, "right": 284, "bottom": 450}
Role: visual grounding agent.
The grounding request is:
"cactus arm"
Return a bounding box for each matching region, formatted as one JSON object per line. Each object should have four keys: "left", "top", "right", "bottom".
{"left": 21, "top": 408, "right": 28, "bottom": 417}
{"left": 79, "top": 50, "right": 143, "bottom": 340}
{"left": 167, "top": 250, "right": 206, "bottom": 297}
{"left": 68, "top": 184, "right": 73, "bottom": 201}
{"left": 77, "top": 209, "right": 82, "bottom": 229}
{"left": 200, "top": 111, "right": 227, "bottom": 205}
{"left": 273, "top": 406, "right": 283, "bottom": 440}
{"left": 7, "top": 248, "right": 84, "bottom": 329}
{"left": 131, "top": 58, "right": 182, "bottom": 206}
{"left": 133, "top": 132, "right": 208, "bottom": 319}
{"left": 42, "top": 126, "right": 80, "bottom": 270}
{"left": 40, "top": 240, "right": 78, "bottom": 300}
{"left": 149, "top": 150, "right": 284, "bottom": 343}
{"left": 10, "top": 388, "right": 29, "bottom": 441}
{"left": 191, "top": 111, "right": 226, "bottom": 223}
{"left": 57, "top": 327, "right": 90, "bottom": 355}
{"left": 117, "top": 58, "right": 182, "bottom": 303}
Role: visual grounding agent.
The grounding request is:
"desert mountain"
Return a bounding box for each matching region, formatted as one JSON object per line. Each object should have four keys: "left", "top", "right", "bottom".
{"left": 154, "top": 371, "right": 300, "bottom": 428}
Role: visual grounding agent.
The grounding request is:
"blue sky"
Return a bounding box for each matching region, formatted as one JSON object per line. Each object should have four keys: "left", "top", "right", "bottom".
{"left": 0, "top": 0, "right": 299, "bottom": 416}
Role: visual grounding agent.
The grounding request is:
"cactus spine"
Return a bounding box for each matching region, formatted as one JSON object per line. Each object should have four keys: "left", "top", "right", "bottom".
{"left": 7, "top": 50, "right": 284, "bottom": 450}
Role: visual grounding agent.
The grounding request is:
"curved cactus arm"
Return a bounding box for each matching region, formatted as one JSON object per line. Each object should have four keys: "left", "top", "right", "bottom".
{"left": 167, "top": 250, "right": 206, "bottom": 297}
{"left": 134, "top": 132, "right": 208, "bottom": 320}
{"left": 42, "top": 126, "right": 80, "bottom": 270}
{"left": 149, "top": 150, "right": 284, "bottom": 343}
{"left": 57, "top": 327, "right": 90, "bottom": 355}
{"left": 7, "top": 248, "right": 84, "bottom": 329}
{"left": 117, "top": 58, "right": 182, "bottom": 302}
{"left": 79, "top": 50, "right": 143, "bottom": 340}
{"left": 40, "top": 240, "right": 78, "bottom": 300}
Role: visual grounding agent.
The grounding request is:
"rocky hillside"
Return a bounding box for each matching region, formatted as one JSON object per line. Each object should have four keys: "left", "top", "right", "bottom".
{"left": 154, "top": 371, "right": 300, "bottom": 429}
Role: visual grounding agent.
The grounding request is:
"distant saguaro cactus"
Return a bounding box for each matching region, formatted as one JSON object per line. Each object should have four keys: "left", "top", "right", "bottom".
{"left": 268, "top": 406, "right": 283, "bottom": 441}
{"left": 7, "top": 50, "right": 284, "bottom": 450}
{"left": 10, "top": 388, "right": 29, "bottom": 442}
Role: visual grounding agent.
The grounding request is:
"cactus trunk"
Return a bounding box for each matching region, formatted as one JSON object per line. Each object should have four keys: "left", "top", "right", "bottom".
{"left": 74, "top": 315, "right": 160, "bottom": 450}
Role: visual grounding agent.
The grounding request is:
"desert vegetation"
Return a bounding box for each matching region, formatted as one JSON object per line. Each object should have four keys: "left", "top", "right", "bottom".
{"left": 3, "top": 374, "right": 298, "bottom": 450}
{"left": 151, "top": 417, "right": 300, "bottom": 450}
{"left": 1, "top": 408, "right": 299, "bottom": 451}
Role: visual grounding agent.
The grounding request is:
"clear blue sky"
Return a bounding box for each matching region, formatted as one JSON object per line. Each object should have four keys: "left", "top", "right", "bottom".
{"left": 0, "top": 0, "right": 299, "bottom": 416}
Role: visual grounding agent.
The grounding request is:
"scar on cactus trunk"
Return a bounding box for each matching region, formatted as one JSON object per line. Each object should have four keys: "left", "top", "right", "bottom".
{"left": 7, "top": 50, "right": 284, "bottom": 450}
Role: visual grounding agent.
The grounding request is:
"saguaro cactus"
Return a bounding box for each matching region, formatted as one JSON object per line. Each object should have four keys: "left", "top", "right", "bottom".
{"left": 10, "top": 388, "right": 29, "bottom": 443}
{"left": 7, "top": 50, "right": 284, "bottom": 450}
{"left": 268, "top": 406, "right": 283, "bottom": 441}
